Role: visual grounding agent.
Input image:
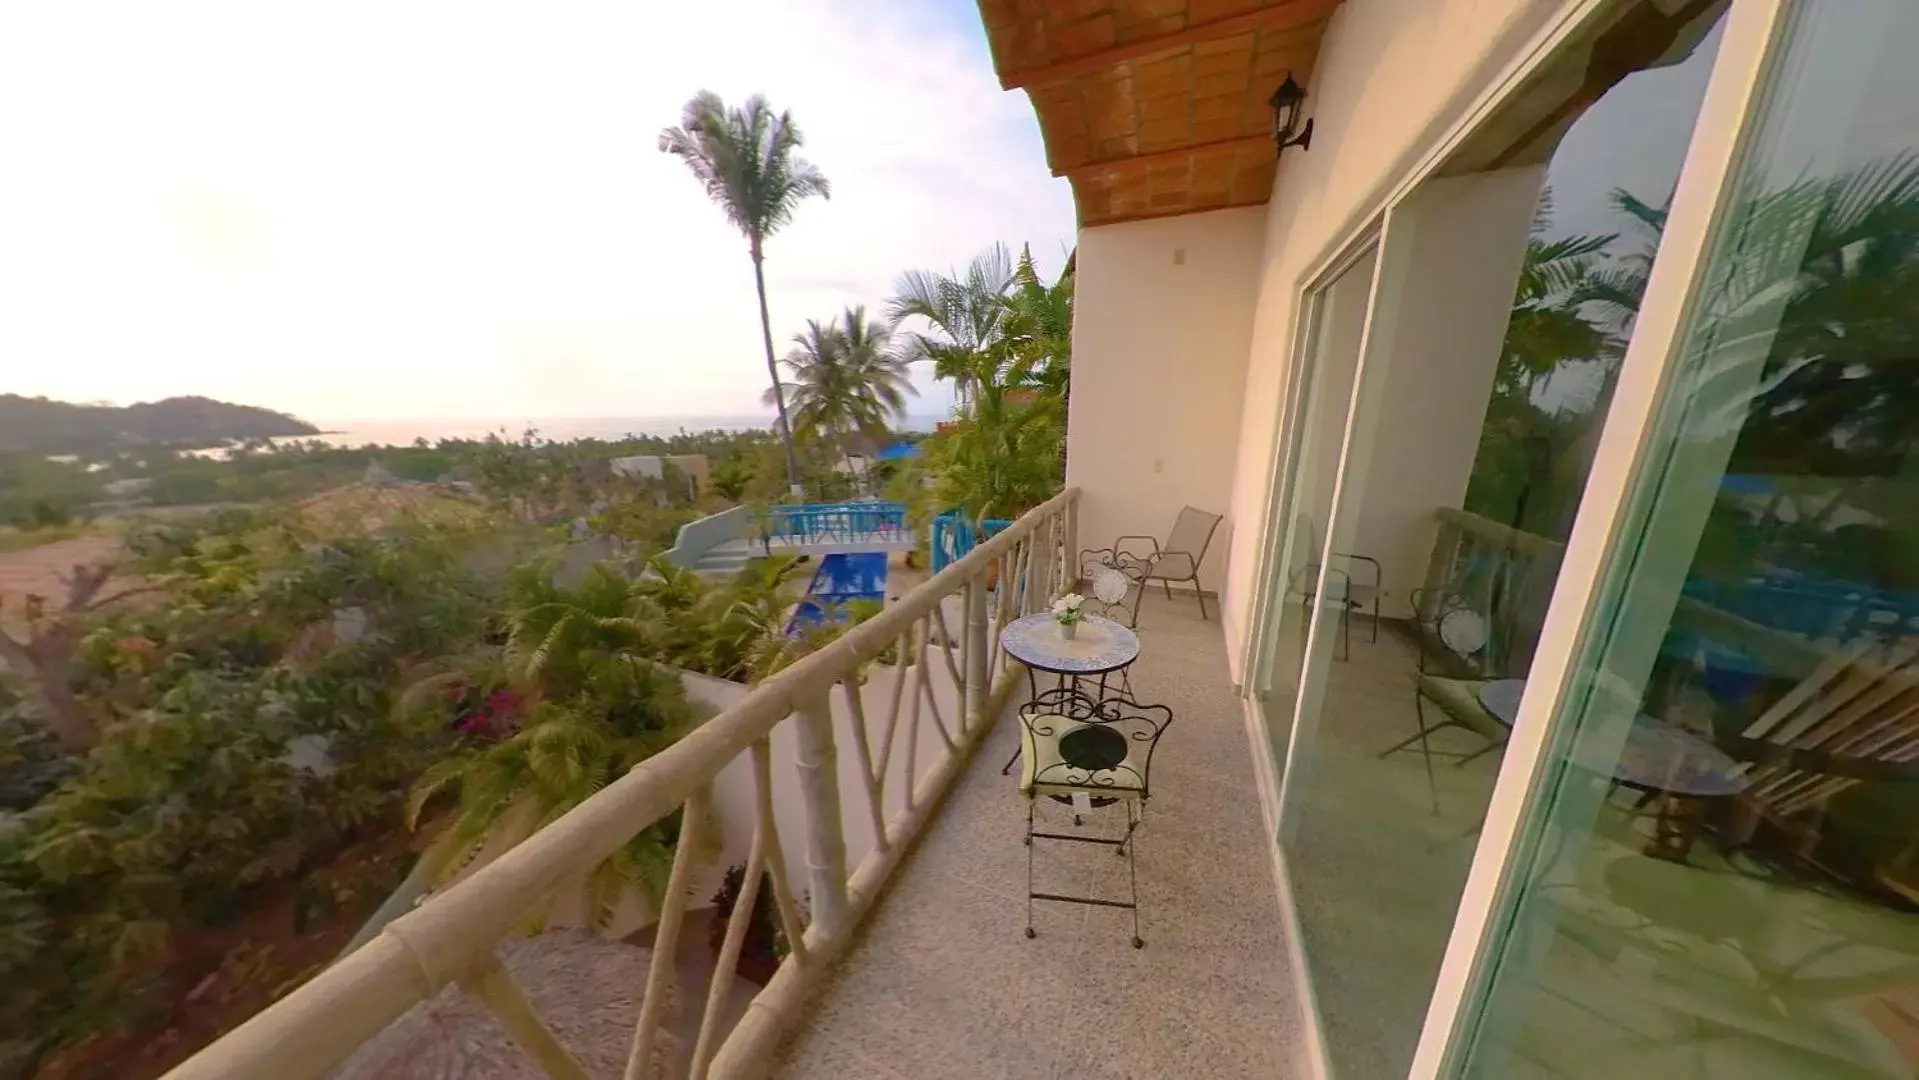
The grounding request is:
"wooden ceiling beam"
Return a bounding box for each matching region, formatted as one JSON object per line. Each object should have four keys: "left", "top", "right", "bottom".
{"left": 1083, "top": 193, "right": 1270, "bottom": 228}
{"left": 1001, "top": 0, "right": 1340, "bottom": 90}
{"left": 1057, "top": 133, "right": 1270, "bottom": 178}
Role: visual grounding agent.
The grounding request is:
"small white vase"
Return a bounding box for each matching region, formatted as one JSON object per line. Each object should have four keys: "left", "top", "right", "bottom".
{"left": 1059, "top": 620, "right": 1078, "bottom": 641}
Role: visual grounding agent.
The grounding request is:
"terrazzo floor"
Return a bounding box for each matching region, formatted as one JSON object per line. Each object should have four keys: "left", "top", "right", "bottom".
{"left": 774, "top": 591, "right": 1309, "bottom": 1079}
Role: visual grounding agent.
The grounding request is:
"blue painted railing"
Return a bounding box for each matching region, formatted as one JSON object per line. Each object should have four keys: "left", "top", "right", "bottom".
{"left": 929, "top": 510, "right": 1013, "bottom": 574}
{"left": 765, "top": 502, "right": 907, "bottom": 545}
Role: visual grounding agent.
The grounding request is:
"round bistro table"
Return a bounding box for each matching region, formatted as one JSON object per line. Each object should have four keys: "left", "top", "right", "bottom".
{"left": 998, "top": 613, "right": 1141, "bottom": 777}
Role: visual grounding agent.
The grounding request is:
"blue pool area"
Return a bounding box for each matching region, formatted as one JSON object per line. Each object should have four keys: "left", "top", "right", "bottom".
{"left": 788, "top": 552, "right": 889, "bottom": 634}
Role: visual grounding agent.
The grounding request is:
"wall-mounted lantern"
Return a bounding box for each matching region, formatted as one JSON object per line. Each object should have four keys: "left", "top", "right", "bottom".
{"left": 1269, "top": 74, "right": 1314, "bottom": 154}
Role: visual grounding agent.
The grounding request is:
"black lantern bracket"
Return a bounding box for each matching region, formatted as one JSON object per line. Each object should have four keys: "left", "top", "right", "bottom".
{"left": 1269, "top": 74, "right": 1314, "bottom": 154}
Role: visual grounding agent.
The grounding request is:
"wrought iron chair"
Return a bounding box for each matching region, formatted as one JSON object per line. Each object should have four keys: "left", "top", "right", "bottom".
{"left": 1078, "top": 550, "right": 1148, "bottom": 619}
{"left": 1380, "top": 581, "right": 1519, "bottom": 814}
{"left": 1017, "top": 687, "right": 1173, "bottom": 949}
{"left": 1082, "top": 505, "right": 1223, "bottom": 625}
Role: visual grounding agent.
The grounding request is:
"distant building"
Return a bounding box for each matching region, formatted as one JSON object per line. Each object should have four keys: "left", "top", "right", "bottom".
{"left": 101, "top": 478, "right": 152, "bottom": 498}
{"left": 609, "top": 455, "right": 664, "bottom": 481}
{"left": 609, "top": 454, "right": 708, "bottom": 501}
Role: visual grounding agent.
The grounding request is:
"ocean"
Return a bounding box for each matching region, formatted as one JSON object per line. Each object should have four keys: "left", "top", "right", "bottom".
{"left": 286, "top": 414, "right": 945, "bottom": 449}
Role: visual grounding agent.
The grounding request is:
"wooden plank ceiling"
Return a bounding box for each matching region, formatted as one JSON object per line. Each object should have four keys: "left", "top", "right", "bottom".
{"left": 975, "top": 0, "right": 1341, "bottom": 227}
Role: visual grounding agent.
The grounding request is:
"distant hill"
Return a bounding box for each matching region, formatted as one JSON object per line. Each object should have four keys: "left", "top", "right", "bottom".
{"left": 0, "top": 394, "right": 319, "bottom": 454}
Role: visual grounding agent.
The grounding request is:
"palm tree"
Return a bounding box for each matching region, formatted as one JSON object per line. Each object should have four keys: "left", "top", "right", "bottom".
{"left": 661, "top": 92, "right": 830, "bottom": 497}
{"left": 888, "top": 243, "right": 1016, "bottom": 403}
{"left": 405, "top": 656, "right": 703, "bottom": 917}
{"left": 771, "top": 306, "right": 915, "bottom": 457}
{"left": 921, "top": 349, "right": 1066, "bottom": 522}
{"left": 998, "top": 245, "right": 1075, "bottom": 398}
{"left": 402, "top": 564, "right": 708, "bottom": 917}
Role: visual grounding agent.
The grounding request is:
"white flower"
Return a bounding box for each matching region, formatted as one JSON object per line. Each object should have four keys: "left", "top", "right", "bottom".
{"left": 1050, "top": 598, "right": 1069, "bottom": 614}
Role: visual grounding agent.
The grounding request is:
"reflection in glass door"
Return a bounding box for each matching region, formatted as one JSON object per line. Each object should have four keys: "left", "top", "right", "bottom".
{"left": 1271, "top": 5, "right": 1731, "bottom": 1077}
{"left": 1451, "top": 1, "right": 1919, "bottom": 1075}
{"left": 1250, "top": 243, "right": 1379, "bottom": 775}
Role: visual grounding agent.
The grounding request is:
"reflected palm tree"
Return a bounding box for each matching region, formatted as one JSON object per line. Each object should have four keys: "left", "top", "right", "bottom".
{"left": 1467, "top": 192, "right": 1618, "bottom": 535}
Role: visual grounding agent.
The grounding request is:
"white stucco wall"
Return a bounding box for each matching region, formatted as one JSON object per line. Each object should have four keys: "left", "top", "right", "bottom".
{"left": 1067, "top": 205, "right": 1266, "bottom": 597}
{"left": 1342, "top": 167, "right": 1544, "bottom": 619}
{"left": 1220, "top": 0, "right": 1574, "bottom": 676}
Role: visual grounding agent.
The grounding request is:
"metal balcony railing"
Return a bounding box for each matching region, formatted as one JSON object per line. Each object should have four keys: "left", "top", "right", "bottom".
{"left": 164, "top": 489, "right": 1081, "bottom": 1080}
{"left": 763, "top": 502, "right": 908, "bottom": 544}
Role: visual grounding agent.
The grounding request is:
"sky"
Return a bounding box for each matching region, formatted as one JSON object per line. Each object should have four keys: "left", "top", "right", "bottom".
{"left": 0, "top": 0, "right": 1076, "bottom": 423}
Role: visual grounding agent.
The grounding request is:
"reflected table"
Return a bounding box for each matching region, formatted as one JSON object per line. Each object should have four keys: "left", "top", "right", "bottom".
{"left": 1477, "top": 678, "right": 1749, "bottom": 861}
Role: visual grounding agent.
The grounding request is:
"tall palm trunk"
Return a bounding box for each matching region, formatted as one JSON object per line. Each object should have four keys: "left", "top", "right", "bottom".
{"left": 751, "top": 239, "right": 805, "bottom": 497}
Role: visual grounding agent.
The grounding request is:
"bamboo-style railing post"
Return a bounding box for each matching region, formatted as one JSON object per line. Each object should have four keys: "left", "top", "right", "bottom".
{"left": 1036, "top": 510, "right": 1057, "bottom": 606}
{"left": 1014, "top": 534, "right": 1037, "bottom": 618}
{"left": 965, "top": 576, "right": 990, "bottom": 732}
{"left": 751, "top": 740, "right": 807, "bottom": 965}
{"left": 690, "top": 807, "right": 768, "bottom": 1078}
{"left": 462, "top": 958, "right": 590, "bottom": 1080}
{"left": 839, "top": 681, "right": 888, "bottom": 854}
{"left": 793, "top": 688, "right": 851, "bottom": 937}
{"left": 623, "top": 783, "right": 712, "bottom": 1080}
{"left": 1063, "top": 498, "right": 1080, "bottom": 592}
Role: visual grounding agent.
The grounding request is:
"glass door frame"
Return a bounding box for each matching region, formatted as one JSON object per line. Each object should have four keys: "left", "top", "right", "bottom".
{"left": 1241, "top": 229, "right": 1383, "bottom": 770}
{"left": 1406, "top": 0, "right": 1797, "bottom": 1074}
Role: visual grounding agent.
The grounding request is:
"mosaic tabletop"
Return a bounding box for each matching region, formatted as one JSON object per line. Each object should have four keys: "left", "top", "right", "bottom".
{"left": 999, "top": 613, "right": 1140, "bottom": 675}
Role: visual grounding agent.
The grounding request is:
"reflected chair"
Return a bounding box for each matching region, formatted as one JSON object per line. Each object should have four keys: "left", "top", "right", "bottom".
{"left": 1081, "top": 505, "right": 1223, "bottom": 625}
{"left": 1292, "top": 514, "right": 1383, "bottom": 661}
{"left": 1382, "top": 585, "right": 1517, "bottom": 813}
{"left": 1017, "top": 687, "right": 1173, "bottom": 948}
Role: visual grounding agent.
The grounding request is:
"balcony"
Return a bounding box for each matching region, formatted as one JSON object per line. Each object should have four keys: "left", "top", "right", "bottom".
{"left": 164, "top": 489, "right": 1306, "bottom": 1080}
{"left": 776, "top": 585, "right": 1301, "bottom": 1078}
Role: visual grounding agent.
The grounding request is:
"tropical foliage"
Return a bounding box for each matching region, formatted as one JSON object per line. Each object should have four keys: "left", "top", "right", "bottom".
{"left": 1463, "top": 192, "right": 1620, "bottom": 534}
{"left": 1465, "top": 153, "right": 1919, "bottom": 560}
{"left": 1, "top": 514, "right": 494, "bottom": 1073}
{"left": 915, "top": 355, "right": 1067, "bottom": 523}
{"left": 661, "top": 91, "right": 831, "bottom": 496}
{"left": 888, "top": 243, "right": 1018, "bottom": 399}
{"left": 772, "top": 306, "right": 915, "bottom": 456}
{"left": 0, "top": 427, "right": 857, "bottom": 1073}
{"left": 888, "top": 243, "right": 1074, "bottom": 402}
{"left": 0, "top": 424, "right": 782, "bottom": 528}
{"left": 888, "top": 243, "right": 1076, "bottom": 523}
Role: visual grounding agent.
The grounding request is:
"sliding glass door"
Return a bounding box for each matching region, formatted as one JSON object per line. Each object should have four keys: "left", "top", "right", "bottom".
{"left": 1429, "top": 1, "right": 1919, "bottom": 1076}
{"left": 1249, "top": 242, "right": 1379, "bottom": 777}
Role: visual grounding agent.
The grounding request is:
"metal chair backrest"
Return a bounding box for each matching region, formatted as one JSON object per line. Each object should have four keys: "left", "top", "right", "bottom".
{"left": 1411, "top": 553, "right": 1524, "bottom": 680}
{"left": 1080, "top": 553, "right": 1148, "bottom": 619}
{"left": 1166, "top": 506, "right": 1223, "bottom": 563}
{"left": 1018, "top": 688, "right": 1174, "bottom": 798}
